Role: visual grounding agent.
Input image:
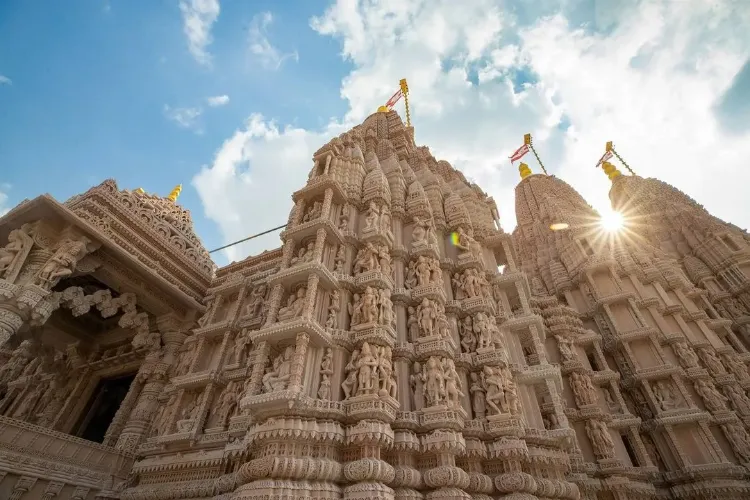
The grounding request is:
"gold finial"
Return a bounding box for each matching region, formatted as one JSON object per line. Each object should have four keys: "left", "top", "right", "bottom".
{"left": 602, "top": 161, "right": 621, "bottom": 181}
{"left": 135, "top": 187, "right": 145, "bottom": 195}
{"left": 377, "top": 105, "right": 390, "bottom": 113}
{"left": 519, "top": 162, "right": 532, "bottom": 179}
{"left": 167, "top": 184, "right": 182, "bottom": 203}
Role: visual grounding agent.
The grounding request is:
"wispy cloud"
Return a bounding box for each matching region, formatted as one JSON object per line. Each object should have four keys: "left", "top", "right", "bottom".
{"left": 207, "top": 94, "right": 230, "bottom": 107}
{"left": 0, "top": 75, "right": 12, "bottom": 85}
{"left": 0, "top": 184, "right": 12, "bottom": 217}
{"left": 249, "top": 12, "right": 298, "bottom": 70}
{"left": 164, "top": 105, "right": 203, "bottom": 133}
{"left": 180, "top": 0, "right": 220, "bottom": 66}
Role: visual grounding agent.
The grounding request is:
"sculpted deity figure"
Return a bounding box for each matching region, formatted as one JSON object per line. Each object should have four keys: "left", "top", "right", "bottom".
{"left": 473, "top": 312, "right": 493, "bottom": 350}
{"left": 349, "top": 293, "right": 362, "bottom": 327}
{"left": 470, "top": 372, "right": 486, "bottom": 418}
{"left": 360, "top": 287, "right": 379, "bottom": 325}
{"left": 213, "top": 382, "right": 239, "bottom": 429}
{"left": 503, "top": 370, "right": 521, "bottom": 415}
{"left": 338, "top": 204, "right": 350, "bottom": 231}
{"left": 556, "top": 334, "right": 575, "bottom": 362}
{"left": 722, "top": 422, "right": 750, "bottom": 462}
{"left": 424, "top": 356, "right": 446, "bottom": 407}
{"left": 407, "top": 307, "right": 419, "bottom": 342}
{"left": 354, "top": 243, "right": 379, "bottom": 275}
{"left": 570, "top": 372, "right": 597, "bottom": 407}
{"left": 694, "top": 379, "right": 728, "bottom": 412}
{"left": 380, "top": 205, "right": 392, "bottom": 237}
{"left": 291, "top": 246, "right": 307, "bottom": 266}
{"left": 364, "top": 202, "right": 380, "bottom": 231}
{"left": 483, "top": 366, "right": 506, "bottom": 415}
{"left": 245, "top": 285, "right": 267, "bottom": 320}
{"left": 415, "top": 256, "right": 432, "bottom": 287}
{"left": 277, "top": 287, "right": 306, "bottom": 322}
{"left": 429, "top": 258, "right": 442, "bottom": 285}
{"left": 377, "top": 346, "right": 397, "bottom": 398}
{"left": 699, "top": 348, "right": 726, "bottom": 376}
{"left": 326, "top": 290, "right": 341, "bottom": 329}
{"left": 302, "top": 200, "right": 322, "bottom": 223}
{"left": 462, "top": 269, "right": 482, "bottom": 298}
{"left": 174, "top": 341, "right": 197, "bottom": 376}
{"left": 417, "top": 298, "right": 437, "bottom": 337}
{"left": 443, "top": 358, "right": 464, "bottom": 409}
{"left": 342, "top": 349, "right": 360, "bottom": 399}
{"left": 723, "top": 354, "right": 750, "bottom": 383}
{"left": 37, "top": 238, "right": 94, "bottom": 290}
{"left": 318, "top": 348, "right": 334, "bottom": 400}
{"left": 233, "top": 331, "right": 250, "bottom": 366}
{"left": 411, "top": 217, "right": 427, "bottom": 246}
{"left": 411, "top": 362, "right": 425, "bottom": 410}
{"left": 405, "top": 261, "right": 417, "bottom": 289}
{"left": 461, "top": 318, "right": 477, "bottom": 354}
{"left": 334, "top": 245, "right": 346, "bottom": 273}
{"left": 726, "top": 385, "right": 750, "bottom": 415}
{"left": 673, "top": 342, "right": 699, "bottom": 368}
{"left": 0, "top": 224, "right": 33, "bottom": 279}
{"left": 0, "top": 341, "right": 33, "bottom": 386}
{"left": 356, "top": 342, "right": 379, "bottom": 395}
{"left": 378, "top": 289, "right": 395, "bottom": 328}
{"left": 378, "top": 245, "right": 392, "bottom": 278}
{"left": 455, "top": 226, "right": 482, "bottom": 261}
{"left": 150, "top": 394, "right": 177, "bottom": 437}
{"left": 452, "top": 273, "right": 465, "bottom": 300}
{"left": 262, "top": 346, "right": 295, "bottom": 392}
{"left": 587, "top": 420, "right": 615, "bottom": 460}
{"left": 13, "top": 382, "right": 47, "bottom": 422}
{"left": 652, "top": 380, "right": 679, "bottom": 411}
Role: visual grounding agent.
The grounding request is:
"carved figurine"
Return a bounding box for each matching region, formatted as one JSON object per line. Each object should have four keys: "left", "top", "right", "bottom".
{"left": 443, "top": 358, "right": 464, "bottom": 410}
{"left": 174, "top": 341, "right": 197, "bottom": 376}
{"left": 417, "top": 298, "right": 437, "bottom": 337}
{"left": 694, "top": 379, "right": 728, "bottom": 412}
{"left": 338, "top": 204, "right": 350, "bottom": 231}
{"left": 407, "top": 306, "right": 419, "bottom": 342}
{"left": 213, "top": 382, "right": 239, "bottom": 429}
{"left": 318, "top": 348, "right": 334, "bottom": 400}
{"left": 360, "top": 287, "right": 379, "bottom": 325}
{"left": 356, "top": 342, "right": 379, "bottom": 396}
{"left": 483, "top": 366, "right": 506, "bottom": 415}
{"left": 0, "top": 224, "right": 33, "bottom": 279}
{"left": 342, "top": 349, "right": 360, "bottom": 399}
{"left": 460, "top": 318, "right": 477, "bottom": 354}
{"left": 586, "top": 419, "right": 615, "bottom": 460}
{"left": 325, "top": 290, "right": 341, "bottom": 329}
{"left": 699, "top": 348, "right": 726, "bottom": 376}
{"left": 349, "top": 293, "right": 362, "bottom": 327}
{"left": 723, "top": 354, "right": 750, "bottom": 383}
{"left": 233, "top": 331, "right": 250, "bottom": 366}
{"left": 569, "top": 372, "right": 597, "bottom": 407}
{"left": 726, "top": 385, "right": 750, "bottom": 415}
{"left": 37, "top": 238, "right": 94, "bottom": 290}
{"left": 556, "top": 334, "right": 575, "bottom": 362}
{"left": 424, "top": 356, "right": 445, "bottom": 407}
{"left": 245, "top": 285, "right": 267, "bottom": 320}
{"left": 452, "top": 273, "right": 465, "bottom": 300}
{"left": 673, "top": 342, "right": 699, "bottom": 369}
{"left": 364, "top": 202, "right": 380, "bottom": 231}
{"left": 411, "top": 361, "right": 425, "bottom": 410}
{"left": 262, "top": 346, "right": 295, "bottom": 393}
{"left": 652, "top": 380, "right": 679, "bottom": 411}
{"left": 470, "top": 372, "right": 486, "bottom": 418}
{"left": 722, "top": 422, "right": 750, "bottom": 462}
{"left": 415, "top": 256, "right": 431, "bottom": 287}
{"left": 277, "top": 287, "right": 306, "bottom": 322}
{"left": 334, "top": 245, "right": 346, "bottom": 273}
{"left": 405, "top": 261, "right": 417, "bottom": 289}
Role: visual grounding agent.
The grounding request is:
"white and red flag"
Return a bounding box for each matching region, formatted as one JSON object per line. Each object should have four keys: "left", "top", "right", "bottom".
{"left": 385, "top": 89, "right": 403, "bottom": 108}
{"left": 509, "top": 143, "right": 530, "bottom": 163}
{"left": 595, "top": 150, "right": 613, "bottom": 167}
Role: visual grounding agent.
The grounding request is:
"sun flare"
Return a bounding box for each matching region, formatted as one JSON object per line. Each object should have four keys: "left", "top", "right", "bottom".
{"left": 600, "top": 210, "right": 624, "bottom": 232}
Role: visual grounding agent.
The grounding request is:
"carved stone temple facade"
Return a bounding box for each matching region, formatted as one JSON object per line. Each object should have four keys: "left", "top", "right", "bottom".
{"left": 0, "top": 111, "right": 749, "bottom": 500}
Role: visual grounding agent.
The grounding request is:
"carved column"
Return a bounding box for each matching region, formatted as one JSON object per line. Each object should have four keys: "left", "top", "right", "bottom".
{"left": 115, "top": 326, "right": 187, "bottom": 452}
{"left": 246, "top": 340, "right": 270, "bottom": 396}
{"left": 102, "top": 375, "right": 146, "bottom": 446}
{"left": 8, "top": 477, "right": 36, "bottom": 500}
{"left": 41, "top": 481, "right": 64, "bottom": 500}
{"left": 288, "top": 332, "right": 310, "bottom": 392}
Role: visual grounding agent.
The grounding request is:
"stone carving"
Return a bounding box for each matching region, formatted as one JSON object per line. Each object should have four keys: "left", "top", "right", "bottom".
{"left": 405, "top": 261, "right": 417, "bottom": 289}
{"left": 174, "top": 341, "right": 197, "bottom": 376}
{"left": 262, "top": 346, "right": 295, "bottom": 393}
{"left": 233, "top": 331, "right": 250, "bottom": 366}
{"left": 339, "top": 204, "right": 350, "bottom": 231}
{"left": 417, "top": 298, "right": 438, "bottom": 337}
{"left": 454, "top": 268, "right": 487, "bottom": 299}
{"left": 302, "top": 200, "right": 323, "bottom": 223}
{"left": 460, "top": 316, "right": 476, "bottom": 353}
{"left": 556, "top": 334, "right": 575, "bottom": 362}
{"left": 0, "top": 223, "right": 34, "bottom": 281}
{"left": 570, "top": 372, "right": 598, "bottom": 406}
{"left": 334, "top": 245, "right": 346, "bottom": 273}
{"left": 722, "top": 422, "right": 750, "bottom": 462}
{"left": 454, "top": 226, "right": 482, "bottom": 262}
{"left": 673, "top": 342, "right": 699, "bottom": 368}
{"left": 318, "top": 348, "right": 333, "bottom": 400}
{"left": 723, "top": 354, "right": 750, "bottom": 383}
{"left": 411, "top": 216, "right": 438, "bottom": 249}
{"left": 407, "top": 306, "right": 419, "bottom": 342}
{"left": 211, "top": 382, "right": 239, "bottom": 429}
{"left": 325, "top": 290, "right": 340, "bottom": 329}
{"left": 244, "top": 285, "right": 267, "bottom": 320}
{"left": 342, "top": 342, "right": 394, "bottom": 399}
{"left": 277, "top": 287, "right": 306, "bottom": 322}
{"left": 483, "top": 365, "right": 519, "bottom": 415}
{"left": 694, "top": 379, "right": 728, "bottom": 412}
{"left": 586, "top": 420, "right": 615, "bottom": 460}
{"left": 36, "top": 237, "right": 99, "bottom": 290}
{"left": 291, "top": 241, "right": 316, "bottom": 266}
{"left": 698, "top": 347, "right": 726, "bottom": 376}
{"left": 652, "top": 379, "right": 681, "bottom": 411}
{"left": 364, "top": 202, "right": 380, "bottom": 231}
{"left": 726, "top": 385, "right": 750, "bottom": 414}
{"left": 470, "top": 372, "right": 486, "bottom": 419}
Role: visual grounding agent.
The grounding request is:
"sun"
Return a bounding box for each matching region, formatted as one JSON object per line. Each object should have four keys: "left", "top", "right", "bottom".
{"left": 600, "top": 210, "right": 624, "bottom": 232}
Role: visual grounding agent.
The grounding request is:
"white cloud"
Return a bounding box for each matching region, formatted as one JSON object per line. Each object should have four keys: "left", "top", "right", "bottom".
{"left": 207, "top": 94, "right": 230, "bottom": 107}
{"left": 0, "top": 184, "right": 12, "bottom": 217}
{"left": 0, "top": 75, "right": 11, "bottom": 85}
{"left": 180, "top": 0, "right": 220, "bottom": 66}
{"left": 249, "top": 12, "right": 299, "bottom": 70}
{"left": 195, "top": 0, "right": 750, "bottom": 264}
{"left": 164, "top": 105, "right": 203, "bottom": 133}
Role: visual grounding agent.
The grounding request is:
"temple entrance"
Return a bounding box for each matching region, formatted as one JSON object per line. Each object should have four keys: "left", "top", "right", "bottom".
{"left": 74, "top": 373, "right": 135, "bottom": 443}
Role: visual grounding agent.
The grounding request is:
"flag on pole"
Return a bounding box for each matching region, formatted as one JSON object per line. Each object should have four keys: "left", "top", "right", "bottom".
{"left": 595, "top": 150, "right": 613, "bottom": 168}
{"left": 385, "top": 89, "right": 403, "bottom": 108}
{"left": 510, "top": 143, "right": 530, "bottom": 163}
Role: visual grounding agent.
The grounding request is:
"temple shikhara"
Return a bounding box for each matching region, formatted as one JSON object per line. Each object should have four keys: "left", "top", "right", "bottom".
{"left": 2, "top": 108, "right": 750, "bottom": 500}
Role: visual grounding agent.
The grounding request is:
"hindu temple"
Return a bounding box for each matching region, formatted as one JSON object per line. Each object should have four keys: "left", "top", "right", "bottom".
{"left": 0, "top": 110, "right": 749, "bottom": 500}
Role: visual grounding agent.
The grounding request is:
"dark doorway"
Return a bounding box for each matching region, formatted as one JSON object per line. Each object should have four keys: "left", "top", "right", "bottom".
{"left": 74, "top": 373, "right": 135, "bottom": 443}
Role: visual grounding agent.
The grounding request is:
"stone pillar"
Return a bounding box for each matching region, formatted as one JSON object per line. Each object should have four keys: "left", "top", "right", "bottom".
{"left": 41, "top": 481, "right": 64, "bottom": 500}
{"left": 8, "top": 477, "right": 36, "bottom": 500}
{"left": 115, "top": 328, "right": 186, "bottom": 452}
{"left": 102, "top": 375, "right": 146, "bottom": 446}
{"left": 288, "top": 332, "right": 310, "bottom": 392}
{"left": 246, "top": 340, "right": 270, "bottom": 396}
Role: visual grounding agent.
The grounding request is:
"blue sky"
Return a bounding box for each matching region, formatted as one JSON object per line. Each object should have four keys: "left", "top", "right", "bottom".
{"left": 1, "top": 0, "right": 749, "bottom": 267}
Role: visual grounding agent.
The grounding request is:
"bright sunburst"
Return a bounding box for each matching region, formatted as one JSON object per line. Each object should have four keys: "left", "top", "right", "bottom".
{"left": 600, "top": 210, "right": 624, "bottom": 232}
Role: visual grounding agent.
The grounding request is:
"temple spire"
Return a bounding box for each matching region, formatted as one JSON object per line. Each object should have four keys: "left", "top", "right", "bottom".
{"left": 167, "top": 184, "right": 182, "bottom": 203}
